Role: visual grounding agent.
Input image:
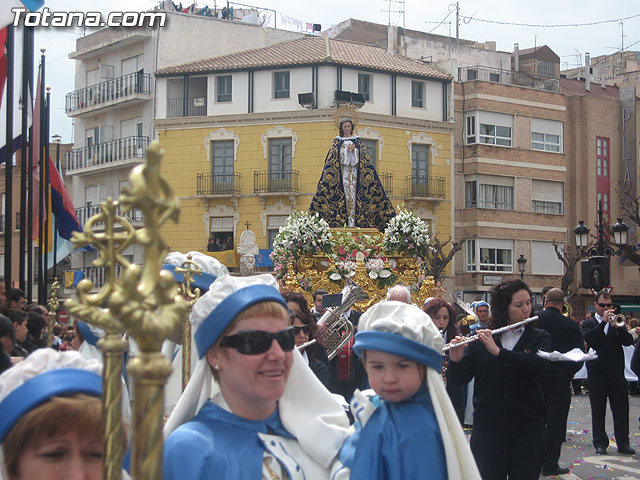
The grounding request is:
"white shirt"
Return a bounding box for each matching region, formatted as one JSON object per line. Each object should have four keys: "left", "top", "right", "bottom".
{"left": 595, "top": 312, "right": 610, "bottom": 335}
{"left": 500, "top": 327, "right": 525, "bottom": 351}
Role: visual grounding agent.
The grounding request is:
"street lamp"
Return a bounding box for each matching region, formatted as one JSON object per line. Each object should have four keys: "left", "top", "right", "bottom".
{"left": 517, "top": 254, "right": 527, "bottom": 280}
{"left": 574, "top": 200, "right": 629, "bottom": 292}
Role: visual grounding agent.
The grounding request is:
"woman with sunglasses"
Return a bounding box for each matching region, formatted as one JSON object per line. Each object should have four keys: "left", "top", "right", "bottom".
{"left": 163, "top": 274, "right": 349, "bottom": 479}
{"left": 291, "top": 310, "right": 331, "bottom": 389}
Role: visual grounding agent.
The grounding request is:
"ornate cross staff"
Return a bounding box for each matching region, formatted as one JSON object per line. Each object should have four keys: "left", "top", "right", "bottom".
{"left": 65, "top": 198, "right": 136, "bottom": 480}
{"left": 108, "top": 141, "right": 186, "bottom": 480}
{"left": 173, "top": 254, "right": 202, "bottom": 390}
{"left": 46, "top": 279, "right": 59, "bottom": 347}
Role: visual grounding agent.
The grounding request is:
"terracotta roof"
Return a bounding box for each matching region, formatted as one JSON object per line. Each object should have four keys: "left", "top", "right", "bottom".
{"left": 156, "top": 36, "right": 451, "bottom": 80}
{"left": 560, "top": 78, "right": 620, "bottom": 99}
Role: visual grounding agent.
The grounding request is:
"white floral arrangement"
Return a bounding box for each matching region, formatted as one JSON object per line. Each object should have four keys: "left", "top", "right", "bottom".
{"left": 382, "top": 207, "right": 431, "bottom": 263}
{"left": 271, "top": 211, "right": 333, "bottom": 278}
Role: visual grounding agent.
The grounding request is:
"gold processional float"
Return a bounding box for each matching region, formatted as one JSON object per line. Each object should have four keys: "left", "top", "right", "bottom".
{"left": 61, "top": 141, "right": 442, "bottom": 479}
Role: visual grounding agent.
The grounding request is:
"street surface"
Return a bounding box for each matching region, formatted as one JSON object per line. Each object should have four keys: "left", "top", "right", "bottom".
{"left": 464, "top": 392, "right": 640, "bottom": 479}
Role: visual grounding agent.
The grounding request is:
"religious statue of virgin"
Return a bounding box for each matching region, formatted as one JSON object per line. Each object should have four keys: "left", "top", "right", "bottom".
{"left": 309, "top": 117, "right": 396, "bottom": 231}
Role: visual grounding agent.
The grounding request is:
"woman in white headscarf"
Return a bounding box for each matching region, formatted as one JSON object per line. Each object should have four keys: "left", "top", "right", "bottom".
{"left": 0, "top": 349, "right": 103, "bottom": 480}
{"left": 163, "top": 274, "right": 349, "bottom": 479}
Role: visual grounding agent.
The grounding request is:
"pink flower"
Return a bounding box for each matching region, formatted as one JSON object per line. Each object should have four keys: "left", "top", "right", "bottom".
{"left": 351, "top": 249, "right": 358, "bottom": 257}
{"left": 338, "top": 246, "right": 346, "bottom": 255}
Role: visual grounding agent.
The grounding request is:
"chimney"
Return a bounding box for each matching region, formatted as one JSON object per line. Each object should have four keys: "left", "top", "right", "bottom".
{"left": 513, "top": 43, "right": 519, "bottom": 72}
{"left": 387, "top": 25, "right": 398, "bottom": 55}
{"left": 585, "top": 52, "right": 590, "bottom": 91}
{"left": 600, "top": 62, "right": 606, "bottom": 89}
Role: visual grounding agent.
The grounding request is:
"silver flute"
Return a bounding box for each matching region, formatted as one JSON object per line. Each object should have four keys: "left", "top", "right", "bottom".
{"left": 442, "top": 316, "right": 539, "bottom": 352}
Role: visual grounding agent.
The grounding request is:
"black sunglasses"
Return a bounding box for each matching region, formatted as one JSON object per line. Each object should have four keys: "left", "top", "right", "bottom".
{"left": 219, "top": 327, "right": 296, "bottom": 355}
{"left": 597, "top": 303, "right": 613, "bottom": 308}
{"left": 293, "top": 325, "right": 310, "bottom": 335}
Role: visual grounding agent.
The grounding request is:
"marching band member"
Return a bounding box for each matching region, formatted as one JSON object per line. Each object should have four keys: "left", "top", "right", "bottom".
{"left": 163, "top": 274, "right": 349, "bottom": 479}
{"left": 334, "top": 301, "right": 481, "bottom": 480}
{"left": 448, "top": 280, "right": 551, "bottom": 480}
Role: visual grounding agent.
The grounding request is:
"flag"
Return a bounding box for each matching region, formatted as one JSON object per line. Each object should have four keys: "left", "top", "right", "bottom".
{"left": 45, "top": 156, "right": 84, "bottom": 266}
{"left": 0, "top": 1, "right": 44, "bottom": 30}
{"left": 31, "top": 62, "right": 42, "bottom": 240}
{"left": 0, "top": 25, "right": 29, "bottom": 162}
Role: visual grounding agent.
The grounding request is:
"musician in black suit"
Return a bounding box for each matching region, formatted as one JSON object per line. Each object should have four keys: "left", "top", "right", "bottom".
{"left": 535, "top": 288, "right": 585, "bottom": 476}
{"left": 448, "top": 280, "right": 551, "bottom": 480}
{"left": 581, "top": 290, "right": 635, "bottom": 455}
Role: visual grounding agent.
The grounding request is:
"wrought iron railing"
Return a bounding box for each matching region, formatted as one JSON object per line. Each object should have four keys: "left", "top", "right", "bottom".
{"left": 405, "top": 176, "right": 446, "bottom": 198}
{"left": 196, "top": 172, "right": 241, "bottom": 195}
{"left": 458, "top": 66, "right": 560, "bottom": 93}
{"left": 65, "top": 136, "right": 149, "bottom": 171}
{"left": 75, "top": 204, "right": 143, "bottom": 225}
{"left": 65, "top": 72, "right": 151, "bottom": 113}
{"left": 167, "top": 96, "right": 207, "bottom": 118}
{"left": 254, "top": 171, "right": 299, "bottom": 193}
{"left": 379, "top": 172, "right": 393, "bottom": 196}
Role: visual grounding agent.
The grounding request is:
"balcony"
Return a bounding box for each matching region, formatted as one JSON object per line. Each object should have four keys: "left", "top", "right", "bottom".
{"left": 65, "top": 136, "right": 149, "bottom": 174}
{"left": 458, "top": 66, "right": 560, "bottom": 93}
{"left": 75, "top": 204, "right": 143, "bottom": 229}
{"left": 379, "top": 172, "right": 393, "bottom": 196}
{"left": 167, "top": 96, "right": 207, "bottom": 118}
{"left": 404, "top": 176, "right": 446, "bottom": 200}
{"left": 65, "top": 72, "right": 151, "bottom": 117}
{"left": 254, "top": 171, "right": 299, "bottom": 194}
{"left": 196, "top": 172, "right": 241, "bottom": 195}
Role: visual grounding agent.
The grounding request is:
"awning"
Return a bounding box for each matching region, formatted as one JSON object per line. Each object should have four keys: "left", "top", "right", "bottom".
{"left": 618, "top": 303, "right": 640, "bottom": 312}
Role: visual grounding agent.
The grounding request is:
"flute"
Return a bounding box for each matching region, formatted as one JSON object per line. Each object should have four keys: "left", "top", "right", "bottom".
{"left": 442, "top": 316, "right": 539, "bottom": 352}
{"left": 297, "top": 339, "right": 317, "bottom": 351}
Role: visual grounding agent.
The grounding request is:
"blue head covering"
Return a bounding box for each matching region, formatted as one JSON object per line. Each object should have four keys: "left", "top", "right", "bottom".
{"left": 190, "top": 274, "right": 288, "bottom": 358}
{"left": 0, "top": 349, "right": 102, "bottom": 443}
{"left": 76, "top": 320, "right": 101, "bottom": 347}
{"left": 353, "top": 301, "right": 443, "bottom": 371}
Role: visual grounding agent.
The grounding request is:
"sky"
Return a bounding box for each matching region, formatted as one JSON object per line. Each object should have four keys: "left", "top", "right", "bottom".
{"left": 19, "top": 0, "right": 640, "bottom": 143}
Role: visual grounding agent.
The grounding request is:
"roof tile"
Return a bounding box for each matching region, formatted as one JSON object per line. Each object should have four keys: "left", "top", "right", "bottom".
{"left": 157, "top": 36, "right": 450, "bottom": 80}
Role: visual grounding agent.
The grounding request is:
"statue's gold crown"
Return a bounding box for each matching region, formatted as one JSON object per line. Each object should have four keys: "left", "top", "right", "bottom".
{"left": 333, "top": 104, "right": 360, "bottom": 131}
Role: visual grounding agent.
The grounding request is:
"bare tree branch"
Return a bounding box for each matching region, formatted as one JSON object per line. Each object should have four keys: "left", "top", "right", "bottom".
{"left": 552, "top": 242, "right": 589, "bottom": 298}
{"left": 425, "top": 234, "right": 467, "bottom": 284}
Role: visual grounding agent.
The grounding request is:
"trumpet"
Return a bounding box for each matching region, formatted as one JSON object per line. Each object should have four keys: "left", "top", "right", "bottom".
{"left": 442, "top": 316, "right": 539, "bottom": 352}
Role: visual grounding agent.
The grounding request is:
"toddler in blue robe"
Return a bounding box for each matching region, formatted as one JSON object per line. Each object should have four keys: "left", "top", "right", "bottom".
{"left": 332, "top": 301, "right": 481, "bottom": 480}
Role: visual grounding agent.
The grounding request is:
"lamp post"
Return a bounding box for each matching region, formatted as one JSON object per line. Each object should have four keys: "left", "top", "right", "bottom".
{"left": 574, "top": 200, "right": 629, "bottom": 291}
{"left": 517, "top": 254, "right": 527, "bottom": 280}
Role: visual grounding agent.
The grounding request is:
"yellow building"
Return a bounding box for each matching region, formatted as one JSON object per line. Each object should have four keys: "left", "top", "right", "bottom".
{"left": 154, "top": 37, "right": 454, "bottom": 270}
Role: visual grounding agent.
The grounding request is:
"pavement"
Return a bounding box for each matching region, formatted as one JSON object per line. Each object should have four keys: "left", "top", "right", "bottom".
{"left": 543, "top": 391, "right": 640, "bottom": 479}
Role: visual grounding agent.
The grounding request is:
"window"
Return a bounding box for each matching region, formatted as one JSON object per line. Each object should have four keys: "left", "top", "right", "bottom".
{"left": 210, "top": 217, "right": 234, "bottom": 250}
{"left": 465, "top": 175, "right": 514, "bottom": 210}
{"left": 466, "top": 112, "right": 513, "bottom": 146}
{"left": 410, "top": 144, "right": 429, "bottom": 195}
{"left": 411, "top": 81, "right": 424, "bottom": 108}
{"left": 596, "top": 137, "right": 609, "bottom": 177}
{"left": 358, "top": 73, "right": 371, "bottom": 101}
{"left": 267, "top": 215, "right": 289, "bottom": 249}
{"left": 479, "top": 123, "right": 511, "bottom": 146}
{"left": 360, "top": 139, "right": 377, "bottom": 168}
{"left": 86, "top": 68, "right": 100, "bottom": 87}
{"left": 531, "top": 118, "right": 563, "bottom": 152}
{"left": 268, "top": 138, "right": 292, "bottom": 191}
{"left": 216, "top": 75, "right": 232, "bottom": 102}
{"left": 274, "top": 71, "right": 290, "bottom": 99}
{"left": 531, "top": 180, "right": 563, "bottom": 214}
{"left": 531, "top": 241, "right": 563, "bottom": 275}
{"left": 466, "top": 238, "right": 513, "bottom": 273}
{"left": 537, "top": 61, "right": 556, "bottom": 79}
{"left": 166, "top": 77, "right": 206, "bottom": 117}
{"left": 489, "top": 72, "right": 500, "bottom": 82}
{"left": 597, "top": 193, "right": 609, "bottom": 213}
{"left": 466, "top": 69, "right": 477, "bottom": 81}
{"left": 121, "top": 54, "right": 143, "bottom": 76}
{"left": 211, "top": 140, "right": 235, "bottom": 194}
{"left": 465, "top": 115, "right": 476, "bottom": 144}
